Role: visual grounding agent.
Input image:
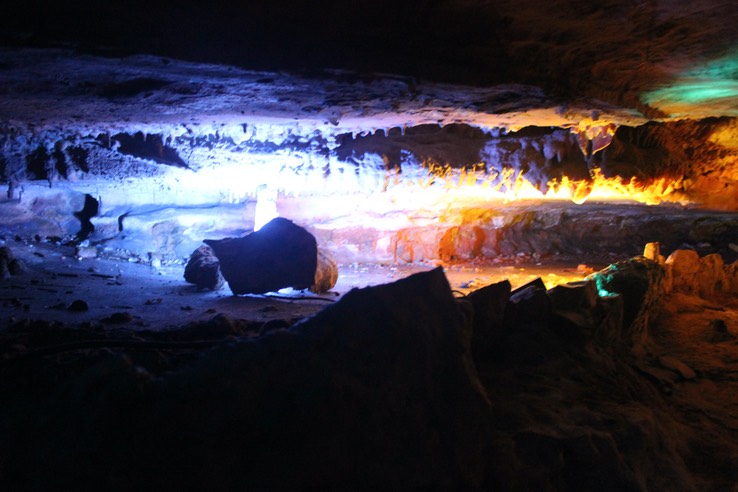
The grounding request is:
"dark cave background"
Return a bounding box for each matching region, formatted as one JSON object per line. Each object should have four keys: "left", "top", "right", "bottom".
{"left": 3, "top": 0, "right": 736, "bottom": 110}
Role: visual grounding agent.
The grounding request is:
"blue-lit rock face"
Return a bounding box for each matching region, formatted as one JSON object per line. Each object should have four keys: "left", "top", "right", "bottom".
{"left": 0, "top": 45, "right": 737, "bottom": 265}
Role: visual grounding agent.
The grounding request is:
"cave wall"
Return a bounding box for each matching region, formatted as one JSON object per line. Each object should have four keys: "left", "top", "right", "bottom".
{"left": 2, "top": 116, "right": 738, "bottom": 265}
{"left": 2, "top": 117, "right": 737, "bottom": 206}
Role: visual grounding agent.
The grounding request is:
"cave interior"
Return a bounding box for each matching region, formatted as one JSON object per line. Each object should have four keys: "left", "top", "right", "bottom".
{"left": 2, "top": 1, "right": 738, "bottom": 490}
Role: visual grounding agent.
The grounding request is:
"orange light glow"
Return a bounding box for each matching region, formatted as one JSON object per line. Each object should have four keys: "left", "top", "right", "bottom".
{"left": 419, "top": 164, "right": 691, "bottom": 207}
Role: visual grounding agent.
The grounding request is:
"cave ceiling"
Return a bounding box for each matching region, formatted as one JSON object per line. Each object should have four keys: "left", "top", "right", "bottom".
{"left": 1, "top": 0, "right": 736, "bottom": 151}
{"left": 2, "top": 0, "right": 736, "bottom": 118}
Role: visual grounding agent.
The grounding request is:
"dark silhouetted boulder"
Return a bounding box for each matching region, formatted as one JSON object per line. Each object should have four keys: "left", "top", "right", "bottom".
{"left": 0, "top": 267, "right": 492, "bottom": 490}
{"left": 205, "top": 217, "right": 317, "bottom": 295}
{"left": 466, "top": 279, "right": 511, "bottom": 355}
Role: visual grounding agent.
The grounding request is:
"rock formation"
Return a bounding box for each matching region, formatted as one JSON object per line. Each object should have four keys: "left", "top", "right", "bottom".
{"left": 5, "top": 249, "right": 738, "bottom": 489}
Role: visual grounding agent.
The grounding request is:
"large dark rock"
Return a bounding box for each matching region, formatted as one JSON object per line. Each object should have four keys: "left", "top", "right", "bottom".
{"left": 0, "top": 267, "right": 491, "bottom": 490}
{"left": 505, "top": 277, "right": 551, "bottom": 326}
{"left": 466, "top": 279, "right": 511, "bottom": 356}
{"left": 204, "top": 217, "right": 318, "bottom": 295}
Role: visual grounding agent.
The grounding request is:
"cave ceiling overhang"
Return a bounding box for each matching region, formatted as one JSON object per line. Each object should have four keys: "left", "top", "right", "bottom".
{"left": 0, "top": 49, "right": 649, "bottom": 140}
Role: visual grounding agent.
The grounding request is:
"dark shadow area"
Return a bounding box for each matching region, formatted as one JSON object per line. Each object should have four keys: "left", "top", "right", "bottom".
{"left": 74, "top": 193, "right": 99, "bottom": 240}
{"left": 25, "top": 145, "right": 49, "bottom": 181}
{"left": 111, "top": 132, "right": 188, "bottom": 168}
{"left": 335, "top": 123, "right": 490, "bottom": 170}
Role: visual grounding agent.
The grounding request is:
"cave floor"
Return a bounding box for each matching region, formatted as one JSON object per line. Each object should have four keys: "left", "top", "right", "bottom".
{"left": 4, "top": 236, "right": 738, "bottom": 489}
{"left": 1, "top": 238, "right": 591, "bottom": 330}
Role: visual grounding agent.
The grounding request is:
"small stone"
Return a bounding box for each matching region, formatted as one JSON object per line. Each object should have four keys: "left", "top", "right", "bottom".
{"left": 506, "top": 278, "right": 551, "bottom": 325}
{"left": 643, "top": 242, "right": 660, "bottom": 261}
{"left": 208, "top": 313, "right": 236, "bottom": 336}
{"left": 76, "top": 246, "right": 97, "bottom": 259}
{"left": 68, "top": 299, "right": 90, "bottom": 312}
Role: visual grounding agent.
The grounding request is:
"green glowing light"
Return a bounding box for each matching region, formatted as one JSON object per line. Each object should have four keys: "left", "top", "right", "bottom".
{"left": 591, "top": 270, "right": 619, "bottom": 298}
{"left": 642, "top": 48, "right": 738, "bottom": 117}
{"left": 597, "top": 288, "right": 617, "bottom": 298}
{"left": 646, "top": 80, "right": 738, "bottom": 104}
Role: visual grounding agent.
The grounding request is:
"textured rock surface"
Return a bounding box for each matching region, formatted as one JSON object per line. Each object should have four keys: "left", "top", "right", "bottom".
{"left": 309, "top": 247, "right": 338, "bottom": 293}
{"left": 183, "top": 244, "right": 224, "bottom": 291}
{"left": 663, "top": 248, "right": 738, "bottom": 298}
{"left": 588, "top": 257, "right": 666, "bottom": 350}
